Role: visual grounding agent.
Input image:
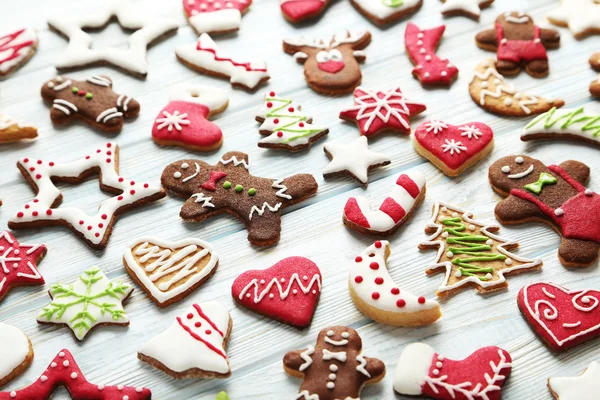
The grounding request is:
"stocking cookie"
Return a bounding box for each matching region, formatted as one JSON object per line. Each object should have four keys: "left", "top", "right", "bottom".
{"left": 231, "top": 256, "right": 322, "bottom": 328}
{"left": 255, "top": 91, "right": 329, "bottom": 151}
{"left": 280, "top": 0, "right": 330, "bottom": 23}
{"left": 8, "top": 142, "right": 166, "bottom": 250}
{"left": 521, "top": 107, "right": 600, "bottom": 148}
{"left": 41, "top": 76, "right": 140, "bottom": 133}
{"left": 283, "top": 31, "right": 371, "bottom": 95}
{"left": 470, "top": 59, "right": 564, "bottom": 116}
{"left": 0, "top": 28, "right": 38, "bottom": 79}
{"left": 394, "top": 343, "right": 512, "bottom": 399}
{"left": 547, "top": 0, "right": 600, "bottom": 40}
{"left": 351, "top": 0, "right": 422, "bottom": 26}
{"left": 0, "top": 323, "right": 33, "bottom": 388}
{"left": 284, "top": 326, "right": 385, "bottom": 400}
{"left": 138, "top": 301, "right": 232, "bottom": 379}
{"left": 37, "top": 267, "right": 133, "bottom": 341}
{"left": 153, "top": 85, "right": 228, "bottom": 152}
{"left": 343, "top": 172, "right": 425, "bottom": 236}
{"left": 123, "top": 237, "right": 219, "bottom": 307}
{"left": 440, "top": 0, "right": 493, "bottom": 20}
{"left": 350, "top": 241, "right": 441, "bottom": 326}
{"left": 476, "top": 12, "right": 560, "bottom": 77}
{"left": 161, "top": 152, "right": 318, "bottom": 247}
{"left": 489, "top": 155, "right": 600, "bottom": 267}
{"left": 413, "top": 120, "right": 494, "bottom": 176}
{"left": 339, "top": 86, "right": 426, "bottom": 137}
{"left": 183, "top": 0, "right": 252, "bottom": 35}
{"left": 0, "top": 349, "right": 151, "bottom": 400}
{"left": 176, "top": 34, "right": 270, "bottom": 91}
{"left": 0, "top": 231, "right": 46, "bottom": 303}
{"left": 405, "top": 23, "right": 459, "bottom": 87}
{"left": 420, "top": 201, "right": 543, "bottom": 297}
{"left": 548, "top": 361, "right": 600, "bottom": 400}
{"left": 518, "top": 282, "right": 600, "bottom": 352}
{"left": 590, "top": 53, "right": 600, "bottom": 98}
{"left": 0, "top": 115, "right": 37, "bottom": 143}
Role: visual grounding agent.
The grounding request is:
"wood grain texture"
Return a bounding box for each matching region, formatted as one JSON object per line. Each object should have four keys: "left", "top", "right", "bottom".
{"left": 1, "top": 0, "right": 599, "bottom": 398}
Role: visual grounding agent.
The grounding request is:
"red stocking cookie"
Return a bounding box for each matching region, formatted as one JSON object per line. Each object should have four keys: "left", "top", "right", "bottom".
{"left": 0, "top": 323, "right": 33, "bottom": 388}
{"left": 183, "top": 0, "right": 252, "bottom": 35}
{"left": 394, "top": 343, "right": 512, "bottom": 399}
{"left": 232, "top": 257, "right": 321, "bottom": 328}
{"left": 280, "top": 0, "right": 329, "bottom": 23}
{"left": 0, "top": 28, "right": 38, "bottom": 79}
{"left": 0, "top": 231, "right": 46, "bottom": 303}
{"left": 153, "top": 85, "right": 228, "bottom": 152}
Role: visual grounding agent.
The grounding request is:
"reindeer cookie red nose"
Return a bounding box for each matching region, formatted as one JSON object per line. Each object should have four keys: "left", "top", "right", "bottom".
{"left": 318, "top": 60, "right": 345, "bottom": 73}
{"left": 316, "top": 49, "right": 345, "bottom": 73}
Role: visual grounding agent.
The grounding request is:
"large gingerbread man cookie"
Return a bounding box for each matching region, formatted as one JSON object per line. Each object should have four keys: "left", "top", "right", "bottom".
{"left": 283, "top": 326, "right": 385, "bottom": 400}
{"left": 476, "top": 12, "right": 560, "bottom": 78}
{"left": 489, "top": 155, "right": 600, "bottom": 267}
{"left": 162, "top": 152, "right": 318, "bottom": 247}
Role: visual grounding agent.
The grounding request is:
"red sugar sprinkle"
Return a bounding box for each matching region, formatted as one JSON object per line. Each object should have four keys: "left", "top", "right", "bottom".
{"left": 355, "top": 256, "right": 362, "bottom": 262}
{"left": 87, "top": 226, "right": 92, "bottom": 231}
{"left": 371, "top": 292, "right": 380, "bottom": 300}
{"left": 46, "top": 210, "right": 52, "bottom": 216}
{"left": 273, "top": 118, "right": 279, "bottom": 124}
{"left": 130, "top": 190, "right": 136, "bottom": 195}
{"left": 118, "top": 177, "right": 124, "bottom": 182}
{"left": 374, "top": 241, "right": 382, "bottom": 248}
{"left": 205, "top": 330, "right": 212, "bottom": 335}
{"left": 23, "top": 158, "right": 29, "bottom": 163}
{"left": 375, "top": 277, "right": 384, "bottom": 285}
{"left": 187, "top": 313, "right": 193, "bottom": 319}
{"left": 33, "top": 199, "right": 39, "bottom": 203}
{"left": 107, "top": 151, "right": 112, "bottom": 156}
{"left": 101, "top": 214, "right": 107, "bottom": 220}
{"left": 95, "top": 233, "right": 100, "bottom": 237}
{"left": 418, "top": 296, "right": 426, "bottom": 304}
{"left": 37, "top": 160, "right": 42, "bottom": 165}
{"left": 299, "top": 122, "right": 304, "bottom": 127}
{"left": 269, "top": 91, "right": 275, "bottom": 97}
{"left": 107, "top": 143, "right": 112, "bottom": 148}
{"left": 396, "top": 299, "right": 406, "bottom": 308}
{"left": 32, "top": 211, "right": 38, "bottom": 217}
{"left": 79, "top": 220, "right": 84, "bottom": 225}
{"left": 130, "top": 181, "right": 135, "bottom": 186}
{"left": 106, "top": 158, "right": 111, "bottom": 163}
{"left": 24, "top": 205, "right": 30, "bottom": 209}
{"left": 86, "top": 156, "right": 90, "bottom": 160}
{"left": 36, "top": 174, "right": 41, "bottom": 179}
{"left": 391, "top": 288, "right": 400, "bottom": 295}
{"left": 143, "top": 184, "right": 149, "bottom": 188}
{"left": 97, "top": 149, "right": 101, "bottom": 153}
{"left": 267, "top": 102, "right": 273, "bottom": 108}
{"left": 195, "top": 322, "right": 201, "bottom": 328}
{"left": 288, "top": 107, "right": 294, "bottom": 112}
{"left": 17, "top": 212, "right": 23, "bottom": 218}
{"left": 118, "top": 196, "right": 123, "bottom": 201}
{"left": 29, "top": 167, "right": 35, "bottom": 172}
{"left": 369, "top": 262, "right": 379, "bottom": 270}
{"left": 354, "top": 276, "right": 363, "bottom": 283}
{"left": 49, "top": 162, "right": 55, "bottom": 166}
{"left": 98, "top": 223, "right": 104, "bottom": 228}
{"left": 277, "top": 132, "right": 283, "bottom": 137}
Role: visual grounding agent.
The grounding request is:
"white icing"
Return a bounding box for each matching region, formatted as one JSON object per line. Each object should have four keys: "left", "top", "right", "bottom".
{"left": 507, "top": 164, "right": 534, "bottom": 179}
{"left": 548, "top": 361, "right": 600, "bottom": 399}
{"left": 501, "top": 166, "right": 510, "bottom": 173}
{"left": 188, "top": 8, "right": 242, "bottom": 34}
{"left": 323, "top": 136, "right": 390, "bottom": 184}
{"left": 249, "top": 202, "right": 282, "bottom": 220}
{"left": 393, "top": 342, "right": 435, "bottom": 395}
{"left": 0, "top": 28, "right": 38, "bottom": 74}
{"left": 191, "top": 193, "right": 215, "bottom": 208}
{"left": 515, "top": 156, "right": 524, "bottom": 164}
{"left": 353, "top": 0, "right": 420, "bottom": 19}
{"left": 322, "top": 349, "right": 347, "bottom": 362}
{"left": 0, "top": 114, "right": 33, "bottom": 131}
{"left": 169, "top": 84, "right": 229, "bottom": 113}
{"left": 272, "top": 179, "right": 292, "bottom": 200}
{"left": 441, "top": 138, "right": 467, "bottom": 154}
{"left": 238, "top": 273, "right": 321, "bottom": 303}
{"left": 440, "top": 0, "right": 489, "bottom": 16}
{"left": 283, "top": 31, "right": 368, "bottom": 50}
{"left": 299, "top": 346, "right": 315, "bottom": 372}
{"left": 155, "top": 110, "right": 191, "bottom": 131}
{"left": 0, "top": 323, "right": 30, "bottom": 380}
{"left": 324, "top": 337, "right": 348, "bottom": 346}
{"left": 521, "top": 108, "right": 600, "bottom": 143}
{"left": 219, "top": 155, "right": 249, "bottom": 169}
{"left": 425, "top": 120, "right": 448, "bottom": 134}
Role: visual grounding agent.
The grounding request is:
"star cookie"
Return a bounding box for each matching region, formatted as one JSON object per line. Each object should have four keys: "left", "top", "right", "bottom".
{"left": 440, "top": 0, "right": 494, "bottom": 20}
{"left": 547, "top": 0, "right": 600, "bottom": 39}
{"left": 0, "top": 231, "right": 46, "bottom": 303}
{"left": 548, "top": 361, "right": 600, "bottom": 400}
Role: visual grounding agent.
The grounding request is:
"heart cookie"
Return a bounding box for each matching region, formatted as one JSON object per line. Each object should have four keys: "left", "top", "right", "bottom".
{"left": 123, "top": 237, "right": 219, "bottom": 307}
{"left": 413, "top": 120, "right": 494, "bottom": 176}
{"left": 231, "top": 257, "right": 322, "bottom": 328}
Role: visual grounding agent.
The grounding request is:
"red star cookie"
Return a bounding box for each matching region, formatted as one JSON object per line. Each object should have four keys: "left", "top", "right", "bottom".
{"left": 0, "top": 231, "right": 46, "bottom": 303}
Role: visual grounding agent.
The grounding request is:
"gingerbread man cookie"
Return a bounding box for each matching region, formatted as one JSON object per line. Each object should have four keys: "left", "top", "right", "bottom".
{"left": 476, "top": 12, "right": 560, "bottom": 77}
{"left": 161, "top": 152, "right": 318, "bottom": 247}
{"left": 489, "top": 155, "right": 600, "bottom": 267}
{"left": 284, "top": 326, "right": 385, "bottom": 400}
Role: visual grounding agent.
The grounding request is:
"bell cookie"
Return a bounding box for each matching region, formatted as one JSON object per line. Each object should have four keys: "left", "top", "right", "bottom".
{"left": 521, "top": 107, "right": 600, "bottom": 148}
{"left": 351, "top": 0, "right": 422, "bottom": 26}
{"left": 548, "top": 361, "right": 600, "bottom": 400}
{"left": 0, "top": 323, "right": 33, "bottom": 388}
{"left": 280, "top": 0, "right": 330, "bottom": 23}
{"left": 0, "top": 115, "right": 37, "bottom": 143}
{"left": 0, "top": 231, "right": 46, "bottom": 303}
{"left": 183, "top": 0, "right": 252, "bottom": 35}
{"left": 547, "top": 0, "right": 600, "bottom": 40}
{"left": 489, "top": 155, "right": 600, "bottom": 267}
{"left": 0, "top": 28, "right": 38, "bottom": 79}
{"left": 440, "top": 0, "right": 493, "bottom": 20}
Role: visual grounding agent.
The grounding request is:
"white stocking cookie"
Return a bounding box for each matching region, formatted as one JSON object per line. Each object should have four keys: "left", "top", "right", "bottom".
{"left": 183, "top": 0, "right": 252, "bottom": 35}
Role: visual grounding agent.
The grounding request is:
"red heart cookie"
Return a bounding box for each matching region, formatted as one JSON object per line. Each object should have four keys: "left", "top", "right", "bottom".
{"left": 413, "top": 121, "right": 494, "bottom": 176}
{"left": 231, "top": 257, "right": 322, "bottom": 328}
{"left": 518, "top": 282, "right": 600, "bottom": 352}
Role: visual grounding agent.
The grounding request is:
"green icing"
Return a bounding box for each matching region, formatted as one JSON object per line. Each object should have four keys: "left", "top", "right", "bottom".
{"left": 524, "top": 172, "right": 557, "bottom": 195}
{"left": 264, "top": 97, "right": 326, "bottom": 145}
{"left": 526, "top": 107, "right": 600, "bottom": 137}
{"left": 235, "top": 184, "right": 243, "bottom": 193}
{"left": 382, "top": 0, "right": 403, "bottom": 6}
{"left": 216, "top": 392, "right": 230, "bottom": 400}
{"left": 248, "top": 188, "right": 257, "bottom": 196}
{"left": 223, "top": 181, "right": 232, "bottom": 189}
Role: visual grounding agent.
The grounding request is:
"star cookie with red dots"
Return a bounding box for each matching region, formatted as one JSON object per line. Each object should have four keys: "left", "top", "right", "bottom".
{"left": 8, "top": 142, "right": 166, "bottom": 250}
{"left": 0, "top": 349, "right": 152, "bottom": 400}
{"left": 0, "top": 231, "right": 46, "bottom": 303}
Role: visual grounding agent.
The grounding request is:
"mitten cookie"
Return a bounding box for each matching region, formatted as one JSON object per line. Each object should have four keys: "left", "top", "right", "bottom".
{"left": 547, "top": 0, "right": 600, "bottom": 39}
{"left": 0, "top": 231, "right": 46, "bottom": 303}
{"left": 0, "top": 28, "right": 38, "bottom": 79}
{"left": 420, "top": 201, "right": 542, "bottom": 297}
{"left": 394, "top": 343, "right": 512, "bottom": 399}
{"left": 548, "top": 362, "right": 600, "bottom": 400}
{"left": 0, "top": 323, "right": 33, "bottom": 388}
{"left": 489, "top": 155, "right": 600, "bottom": 267}
{"left": 352, "top": 0, "right": 422, "bottom": 26}
{"left": 280, "top": 0, "right": 330, "bottom": 23}
{"left": 183, "top": 0, "right": 252, "bottom": 35}
{"left": 521, "top": 107, "right": 600, "bottom": 148}
{"left": 161, "top": 152, "right": 318, "bottom": 247}
{"left": 283, "top": 31, "right": 371, "bottom": 95}
{"left": 284, "top": 326, "right": 385, "bottom": 400}
{"left": 0, "top": 114, "right": 37, "bottom": 143}
{"left": 476, "top": 12, "right": 560, "bottom": 77}
{"left": 440, "top": 0, "right": 493, "bottom": 20}
{"left": 41, "top": 76, "right": 140, "bottom": 133}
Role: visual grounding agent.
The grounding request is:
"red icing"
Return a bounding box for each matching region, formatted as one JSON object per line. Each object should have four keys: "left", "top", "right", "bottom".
{"left": 201, "top": 171, "right": 228, "bottom": 191}
{"left": 196, "top": 42, "right": 267, "bottom": 72}
{"left": 396, "top": 174, "right": 420, "bottom": 198}
{"left": 280, "top": 0, "right": 326, "bottom": 22}
{"left": 0, "top": 231, "right": 46, "bottom": 302}
{"left": 495, "top": 24, "right": 547, "bottom": 64}
{"left": 414, "top": 121, "right": 494, "bottom": 172}
{"left": 0, "top": 349, "right": 151, "bottom": 400}
{"left": 177, "top": 305, "right": 226, "bottom": 359}
{"left": 183, "top": 0, "right": 251, "bottom": 15}
{"left": 0, "top": 29, "right": 34, "bottom": 68}
{"left": 231, "top": 257, "right": 321, "bottom": 328}
{"left": 405, "top": 23, "right": 458, "bottom": 86}
{"left": 378, "top": 197, "right": 406, "bottom": 224}
{"left": 317, "top": 60, "right": 345, "bottom": 73}
{"left": 343, "top": 197, "right": 371, "bottom": 228}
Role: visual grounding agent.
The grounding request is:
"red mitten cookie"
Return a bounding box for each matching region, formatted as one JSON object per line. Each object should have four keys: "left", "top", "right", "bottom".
{"left": 232, "top": 256, "right": 322, "bottom": 328}
{"left": 183, "top": 0, "right": 252, "bottom": 35}
{"left": 280, "top": 0, "right": 329, "bottom": 23}
{"left": 0, "top": 231, "right": 46, "bottom": 303}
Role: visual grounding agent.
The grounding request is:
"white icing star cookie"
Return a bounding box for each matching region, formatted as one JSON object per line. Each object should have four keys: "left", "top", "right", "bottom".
{"left": 548, "top": 361, "right": 600, "bottom": 400}
{"left": 547, "top": 0, "right": 600, "bottom": 39}
{"left": 440, "top": 0, "right": 493, "bottom": 20}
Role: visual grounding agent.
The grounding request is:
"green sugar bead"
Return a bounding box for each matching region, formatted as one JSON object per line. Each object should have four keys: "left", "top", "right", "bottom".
{"left": 223, "top": 181, "right": 232, "bottom": 189}
{"left": 235, "top": 184, "right": 244, "bottom": 193}
{"left": 248, "top": 188, "right": 256, "bottom": 196}
{"left": 72, "top": 87, "right": 79, "bottom": 93}
{"left": 85, "top": 92, "right": 93, "bottom": 100}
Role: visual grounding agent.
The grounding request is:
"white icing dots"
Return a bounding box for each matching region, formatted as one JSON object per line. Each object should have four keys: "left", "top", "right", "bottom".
{"left": 327, "top": 330, "right": 334, "bottom": 336}
{"left": 446, "top": 251, "right": 454, "bottom": 258}
{"left": 71, "top": 372, "right": 78, "bottom": 379}
{"left": 341, "top": 332, "right": 350, "bottom": 339}
{"left": 51, "top": 362, "right": 57, "bottom": 368}
{"left": 485, "top": 273, "right": 493, "bottom": 280}
{"left": 41, "top": 375, "right": 48, "bottom": 382}
{"left": 586, "top": 189, "right": 593, "bottom": 196}
{"left": 118, "top": 385, "right": 124, "bottom": 391}
{"left": 486, "top": 239, "right": 493, "bottom": 245}
{"left": 98, "top": 385, "right": 105, "bottom": 391}
{"left": 329, "top": 373, "right": 336, "bottom": 380}
{"left": 10, "top": 391, "right": 16, "bottom": 398}
{"left": 327, "top": 382, "right": 335, "bottom": 389}
{"left": 515, "top": 156, "right": 524, "bottom": 164}
{"left": 468, "top": 224, "right": 476, "bottom": 231}
{"left": 455, "top": 270, "right": 462, "bottom": 278}
{"left": 59, "top": 352, "right": 65, "bottom": 357}
{"left": 433, "top": 369, "right": 439, "bottom": 375}
{"left": 181, "top": 163, "right": 189, "bottom": 169}
{"left": 330, "top": 364, "right": 338, "bottom": 372}
{"left": 501, "top": 166, "right": 510, "bottom": 173}
{"left": 173, "top": 171, "right": 182, "bottom": 179}
{"left": 555, "top": 208, "right": 564, "bottom": 217}
{"left": 505, "top": 258, "right": 513, "bottom": 265}
{"left": 63, "top": 360, "right": 70, "bottom": 367}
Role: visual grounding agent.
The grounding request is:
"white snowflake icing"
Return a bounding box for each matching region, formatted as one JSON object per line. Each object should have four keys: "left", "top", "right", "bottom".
{"left": 459, "top": 125, "right": 482, "bottom": 140}
{"left": 425, "top": 120, "right": 448, "bottom": 134}
{"left": 156, "top": 110, "right": 191, "bottom": 132}
{"left": 441, "top": 139, "right": 467, "bottom": 155}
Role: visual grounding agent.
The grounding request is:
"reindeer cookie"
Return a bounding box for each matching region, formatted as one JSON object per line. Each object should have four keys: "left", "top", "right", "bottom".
{"left": 476, "top": 12, "right": 560, "bottom": 78}
{"left": 489, "top": 155, "right": 600, "bottom": 267}
{"left": 283, "top": 31, "right": 371, "bottom": 96}
{"left": 161, "top": 152, "right": 318, "bottom": 247}
{"left": 41, "top": 75, "right": 140, "bottom": 133}
{"left": 284, "top": 326, "right": 385, "bottom": 400}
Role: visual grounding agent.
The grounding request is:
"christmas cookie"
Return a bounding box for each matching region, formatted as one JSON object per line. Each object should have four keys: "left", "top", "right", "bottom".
{"left": 231, "top": 256, "right": 322, "bottom": 328}
{"left": 413, "top": 120, "right": 494, "bottom": 176}
{"left": 394, "top": 342, "right": 512, "bottom": 399}
{"left": 489, "top": 155, "right": 600, "bottom": 267}
{"left": 48, "top": 0, "right": 178, "bottom": 78}
{"left": 547, "top": 0, "right": 600, "bottom": 40}
{"left": 176, "top": 34, "right": 270, "bottom": 91}
{"left": 161, "top": 152, "right": 318, "bottom": 247}
{"left": 339, "top": 86, "right": 426, "bottom": 137}
{"left": 0, "top": 114, "right": 37, "bottom": 143}
{"left": 405, "top": 23, "right": 458, "bottom": 87}
{"left": 283, "top": 31, "right": 371, "bottom": 96}
{"left": 255, "top": 91, "right": 329, "bottom": 151}
{"left": 350, "top": 241, "right": 441, "bottom": 326}
{"left": 548, "top": 361, "right": 600, "bottom": 400}
{"left": 280, "top": 0, "right": 330, "bottom": 23}
{"left": 153, "top": 85, "right": 229, "bottom": 152}
{"left": 0, "top": 349, "right": 151, "bottom": 399}
{"left": 0, "top": 231, "right": 46, "bottom": 303}
{"left": 41, "top": 75, "right": 141, "bottom": 134}
{"left": 37, "top": 267, "right": 133, "bottom": 341}
{"left": 470, "top": 59, "right": 565, "bottom": 116}
{"left": 8, "top": 142, "right": 166, "bottom": 250}
{"left": 518, "top": 282, "right": 600, "bottom": 352}
{"left": 123, "top": 237, "right": 219, "bottom": 307}
{"left": 351, "top": 0, "right": 422, "bottom": 26}
{"left": 0, "top": 323, "right": 33, "bottom": 388}
{"left": 183, "top": 0, "right": 252, "bottom": 35}
{"left": 343, "top": 172, "right": 425, "bottom": 236}
{"left": 0, "top": 28, "right": 38, "bottom": 79}
{"left": 475, "top": 12, "right": 560, "bottom": 77}
{"left": 521, "top": 107, "right": 600, "bottom": 148}
{"left": 590, "top": 53, "right": 600, "bottom": 98}
{"left": 440, "top": 0, "right": 493, "bottom": 20}
{"left": 217, "top": 392, "right": 229, "bottom": 400}
{"left": 284, "top": 326, "right": 386, "bottom": 400}
{"left": 138, "top": 301, "right": 232, "bottom": 379}
{"left": 323, "top": 136, "right": 391, "bottom": 187}
{"left": 420, "top": 201, "right": 543, "bottom": 297}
